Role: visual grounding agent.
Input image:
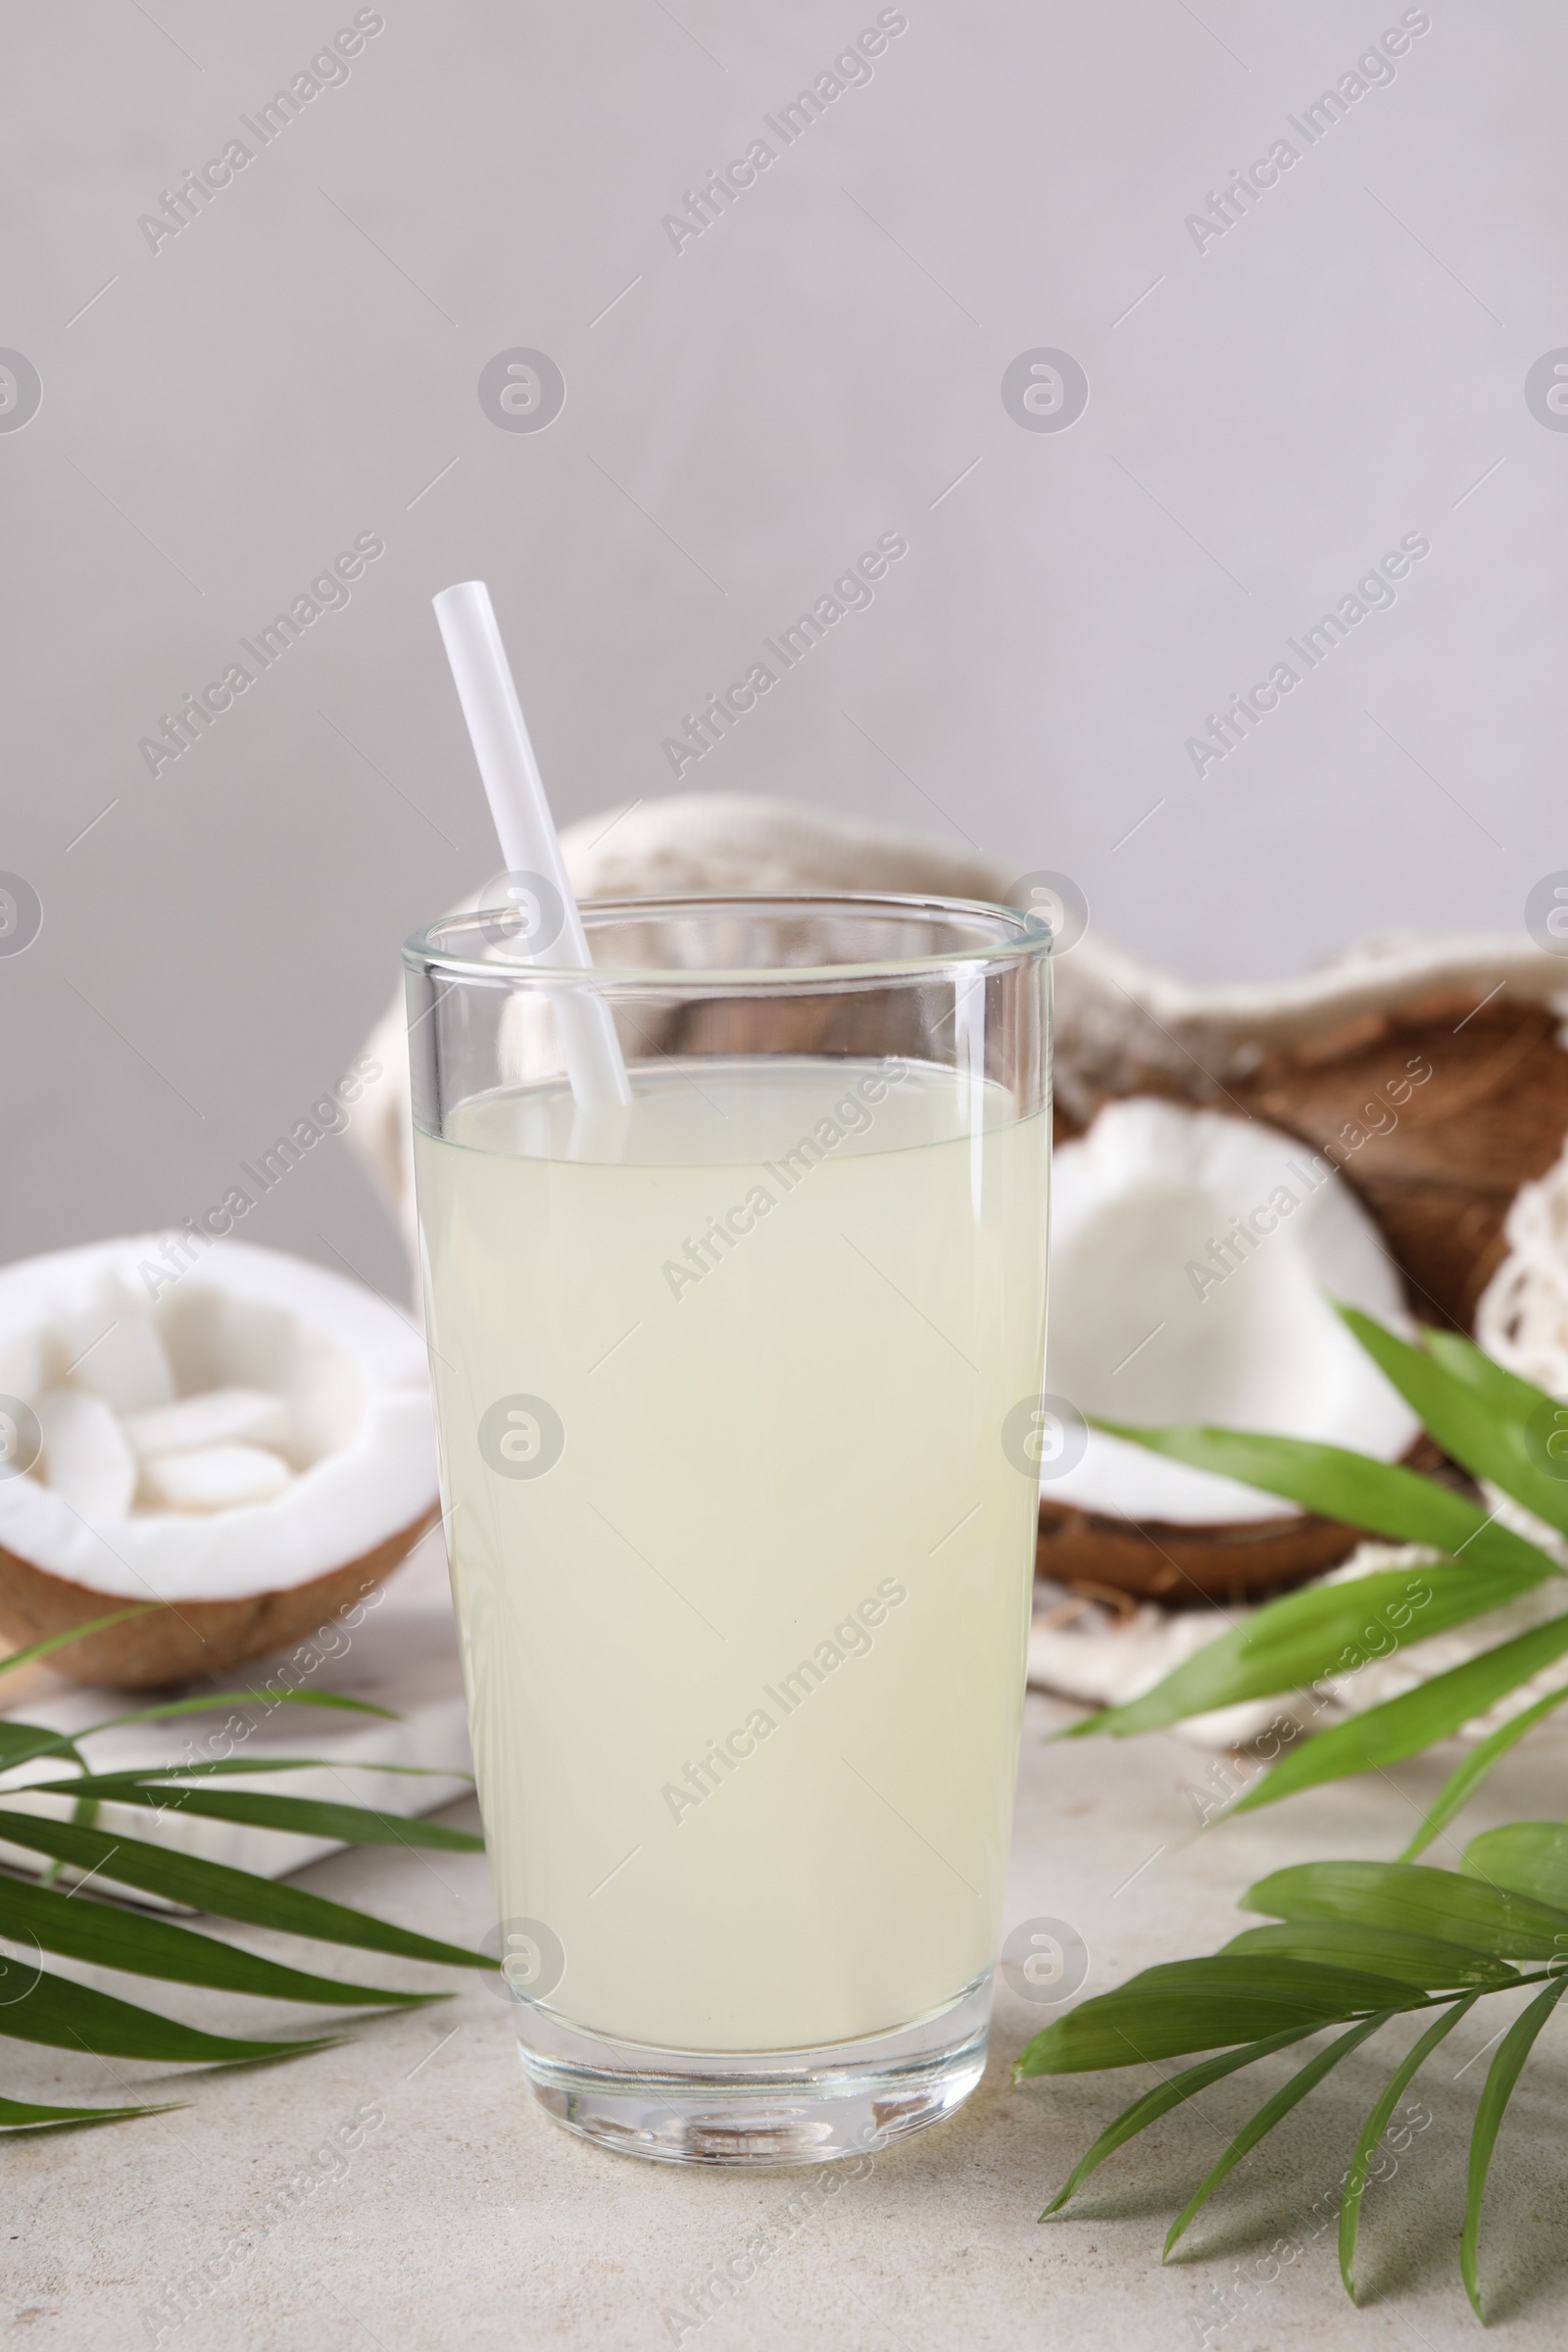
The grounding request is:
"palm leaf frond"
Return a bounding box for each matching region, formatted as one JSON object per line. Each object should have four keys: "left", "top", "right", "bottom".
{"left": 1025, "top": 1838, "right": 1568, "bottom": 2324}
{"left": 0, "top": 1612, "right": 492, "bottom": 2136}
{"left": 1076, "top": 1309, "right": 1568, "bottom": 1828}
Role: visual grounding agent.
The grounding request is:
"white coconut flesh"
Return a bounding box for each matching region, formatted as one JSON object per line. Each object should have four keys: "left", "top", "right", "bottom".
{"left": 0, "top": 1238, "right": 437, "bottom": 1602}
{"left": 1048, "top": 1100, "right": 1421, "bottom": 1525}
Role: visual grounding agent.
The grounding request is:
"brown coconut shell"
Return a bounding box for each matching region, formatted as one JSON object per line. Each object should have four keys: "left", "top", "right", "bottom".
{"left": 1039, "top": 1498, "right": 1377, "bottom": 1608}
{"left": 1229, "top": 996, "right": 1568, "bottom": 1332}
{"left": 0, "top": 1504, "right": 440, "bottom": 1690}
{"left": 1054, "top": 982, "right": 1568, "bottom": 1337}
{"left": 1037, "top": 1437, "right": 1452, "bottom": 1608}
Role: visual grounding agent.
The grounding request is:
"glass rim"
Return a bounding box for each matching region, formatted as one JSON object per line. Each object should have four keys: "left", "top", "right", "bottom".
{"left": 403, "top": 890, "right": 1054, "bottom": 991}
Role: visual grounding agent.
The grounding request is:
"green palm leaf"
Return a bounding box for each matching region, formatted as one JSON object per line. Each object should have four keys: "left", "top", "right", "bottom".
{"left": 1220, "top": 1920, "right": 1518, "bottom": 1990}
{"left": 0, "top": 2091, "right": 183, "bottom": 2132}
{"left": 0, "top": 1724, "right": 85, "bottom": 1772}
{"left": 1037, "top": 2026, "right": 1323, "bottom": 2217}
{"left": 1340, "top": 1996, "right": 1479, "bottom": 2300}
{"left": 0, "top": 1875, "right": 443, "bottom": 2008}
{"left": 1067, "top": 1559, "right": 1541, "bottom": 1740}
{"left": 1035, "top": 1304, "right": 1568, "bottom": 2322}
{"left": 1025, "top": 1826, "right": 1568, "bottom": 2322}
{"left": 1244, "top": 1859, "right": 1568, "bottom": 1959}
{"left": 0, "top": 1609, "right": 155, "bottom": 1679}
{"left": 105, "top": 1685, "right": 398, "bottom": 1722}
{"left": 0, "top": 1613, "right": 487, "bottom": 2139}
{"left": 1462, "top": 1822, "right": 1568, "bottom": 1910}
{"left": 1085, "top": 1420, "right": 1555, "bottom": 1580}
{"left": 1089, "top": 1311, "right": 1568, "bottom": 1802}
{"left": 1337, "top": 1305, "right": 1568, "bottom": 1540}
{"left": 1163, "top": 2015, "right": 1393, "bottom": 2258}
{"left": 7, "top": 1965, "right": 341, "bottom": 2064}
{"left": 0, "top": 1808, "right": 489, "bottom": 1970}
{"left": 18, "top": 1779, "right": 483, "bottom": 1849}
{"left": 1461, "top": 1974, "right": 1568, "bottom": 2320}
{"left": 1015, "top": 1955, "right": 1422, "bottom": 2076}
{"left": 1401, "top": 1688, "right": 1568, "bottom": 1860}
{"left": 0, "top": 1689, "right": 396, "bottom": 1776}
{"left": 1417, "top": 1325, "right": 1557, "bottom": 1430}
{"left": 1232, "top": 1611, "right": 1568, "bottom": 1812}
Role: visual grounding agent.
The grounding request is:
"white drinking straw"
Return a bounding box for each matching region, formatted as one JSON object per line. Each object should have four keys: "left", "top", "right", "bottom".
{"left": 432, "top": 580, "right": 632, "bottom": 1109}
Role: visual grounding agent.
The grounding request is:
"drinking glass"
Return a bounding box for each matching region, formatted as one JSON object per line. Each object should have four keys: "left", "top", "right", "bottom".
{"left": 405, "top": 893, "right": 1051, "bottom": 2165}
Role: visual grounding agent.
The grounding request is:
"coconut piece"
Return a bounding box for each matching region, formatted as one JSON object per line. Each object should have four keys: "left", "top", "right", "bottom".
{"left": 1050, "top": 940, "right": 1568, "bottom": 1331}
{"left": 35, "top": 1389, "right": 137, "bottom": 1518}
{"left": 140, "top": 1444, "right": 291, "bottom": 1513}
{"left": 1035, "top": 1100, "right": 1422, "bottom": 1600}
{"left": 122, "top": 1387, "right": 290, "bottom": 1458}
{"left": 54, "top": 1275, "right": 176, "bottom": 1413}
{"left": 0, "top": 1237, "right": 440, "bottom": 1688}
{"left": 1049, "top": 1100, "right": 1420, "bottom": 1523}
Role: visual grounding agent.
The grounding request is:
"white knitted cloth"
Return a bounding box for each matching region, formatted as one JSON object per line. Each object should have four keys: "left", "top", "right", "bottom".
{"left": 1476, "top": 1135, "right": 1568, "bottom": 1398}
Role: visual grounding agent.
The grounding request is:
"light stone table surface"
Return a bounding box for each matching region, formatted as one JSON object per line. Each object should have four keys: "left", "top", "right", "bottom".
{"left": 10, "top": 1693, "right": 1568, "bottom": 2352}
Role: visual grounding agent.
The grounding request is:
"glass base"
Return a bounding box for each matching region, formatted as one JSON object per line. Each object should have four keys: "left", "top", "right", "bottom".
{"left": 515, "top": 1974, "right": 992, "bottom": 2168}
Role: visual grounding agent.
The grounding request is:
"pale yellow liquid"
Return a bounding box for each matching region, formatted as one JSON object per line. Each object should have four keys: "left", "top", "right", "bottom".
{"left": 415, "top": 1057, "right": 1049, "bottom": 2053}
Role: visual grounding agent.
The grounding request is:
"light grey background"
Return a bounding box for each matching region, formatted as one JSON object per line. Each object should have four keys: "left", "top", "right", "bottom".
{"left": 2, "top": 0, "right": 1561, "bottom": 1294}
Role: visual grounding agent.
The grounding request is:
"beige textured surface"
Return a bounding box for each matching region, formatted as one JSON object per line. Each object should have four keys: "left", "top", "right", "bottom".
{"left": 8, "top": 1694, "right": 1568, "bottom": 2350}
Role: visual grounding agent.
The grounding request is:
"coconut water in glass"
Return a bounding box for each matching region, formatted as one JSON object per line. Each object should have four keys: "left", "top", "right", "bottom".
{"left": 406, "top": 894, "right": 1051, "bottom": 2164}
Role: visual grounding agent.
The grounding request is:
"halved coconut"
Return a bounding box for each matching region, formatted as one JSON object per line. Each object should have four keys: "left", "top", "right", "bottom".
{"left": 1053, "top": 933, "right": 1568, "bottom": 1329}
{"left": 0, "top": 1238, "right": 438, "bottom": 1689}
{"left": 1038, "top": 1099, "right": 1423, "bottom": 1602}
